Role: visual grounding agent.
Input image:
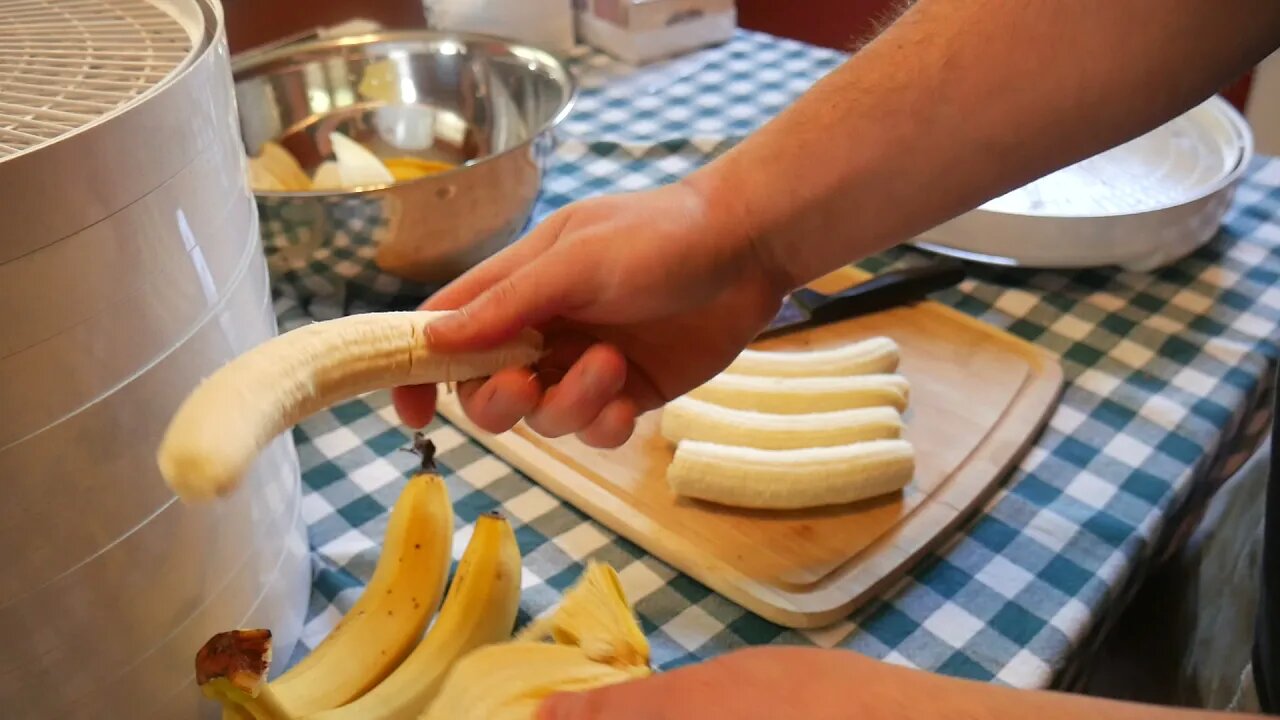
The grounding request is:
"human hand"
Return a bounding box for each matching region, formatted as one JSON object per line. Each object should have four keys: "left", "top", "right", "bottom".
{"left": 536, "top": 646, "right": 913, "bottom": 720}
{"left": 392, "top": 178, "right": 789, "bottom": 448}
{"left": 535, "top": 645, "right": 1182, "bottom": 720}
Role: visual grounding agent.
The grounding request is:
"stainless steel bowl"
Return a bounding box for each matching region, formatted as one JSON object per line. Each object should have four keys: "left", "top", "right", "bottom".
{"left": 231, "top": 30, "right": 577, "bottom": 301}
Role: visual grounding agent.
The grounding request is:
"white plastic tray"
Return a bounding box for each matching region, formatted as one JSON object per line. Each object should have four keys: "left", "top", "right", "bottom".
{"left": 912, "top": 95, "right": 1253, "bottom": 271}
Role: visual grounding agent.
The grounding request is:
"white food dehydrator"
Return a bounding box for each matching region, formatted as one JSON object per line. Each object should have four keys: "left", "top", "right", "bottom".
{"left": 0, "top": 0, "right": 309, "bottom": 717}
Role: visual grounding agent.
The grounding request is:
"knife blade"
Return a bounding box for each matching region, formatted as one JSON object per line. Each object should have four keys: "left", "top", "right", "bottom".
{"left": 756, "top": 261, "right": 966, "bottom": 340}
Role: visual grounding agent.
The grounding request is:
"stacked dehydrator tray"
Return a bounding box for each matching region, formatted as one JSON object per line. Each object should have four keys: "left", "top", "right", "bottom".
{"left": 0, "top": 0, "right": 309, "bottom": 717}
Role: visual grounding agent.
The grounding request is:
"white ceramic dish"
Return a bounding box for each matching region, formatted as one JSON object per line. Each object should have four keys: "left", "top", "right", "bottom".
{"left": 912, "top": 96, "right": 1253, "bottom": 271}
{"left": 0, "top": 254, "right": 275, "bottom": 602}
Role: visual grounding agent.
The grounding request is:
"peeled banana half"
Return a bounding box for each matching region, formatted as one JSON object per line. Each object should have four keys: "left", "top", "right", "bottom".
{"left": 663, "top": 335, "right": 917, "bottom": 510}
{"left": 156, "top": 310, "right": 542, "bottom": 502}
{"left": 668, "top": 439, "right": 916, "bottom": 510}
{"left": 725, "top": 336, "right": 900, "bottom": 377}
{"left": 686, "top": 372, "right": 910, "bottom": 414}
{"left": 422, "top": 642, "right": 650, "bottom": 720}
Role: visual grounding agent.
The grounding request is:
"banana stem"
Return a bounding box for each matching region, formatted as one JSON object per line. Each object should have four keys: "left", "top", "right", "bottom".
{"left": 241, "top": 684, "right": 296, "bottom": 720}
{"left": 195, "top": 629, "right": 297, "bottom": 720}
{"left": 411, "top": 431, "right": 437, "bottom": 471}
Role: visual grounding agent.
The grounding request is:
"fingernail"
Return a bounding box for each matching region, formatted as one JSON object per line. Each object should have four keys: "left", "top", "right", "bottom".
{"left": 423, "top": 317, "right": 456, "bottom": 346}
{"left": 577, "top": 364, "right": 605, "bottom": 394}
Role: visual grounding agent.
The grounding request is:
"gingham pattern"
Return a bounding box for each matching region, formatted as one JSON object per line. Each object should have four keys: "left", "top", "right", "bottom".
{"left": 267, "top": 30, "right": 1280, "bottom": 688}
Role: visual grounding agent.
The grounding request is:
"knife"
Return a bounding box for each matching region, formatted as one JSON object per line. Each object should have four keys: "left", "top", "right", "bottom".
{"left": 756, "top": 261, "right": 966, "bottom": 340}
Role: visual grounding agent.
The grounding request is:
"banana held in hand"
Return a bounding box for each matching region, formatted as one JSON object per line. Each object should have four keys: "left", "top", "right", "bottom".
{"left": 725, "top": 337, "right": 899, "bottom": 377}
{"left": 267, "top": 440, "right": 454, "bottom": 715}
{"left": 685, "top": 372, "right": 909, "bottom": 414}
{"left": 659, "top": 396, "right": 903, "bottom": 450}
{"left": 157, "top": 311, "right": 542, "bottom": 502}
{"left": 421, "top": 642, "right": 651, "bottom": 720}
{"left": 667, "top": 438, "right": 915, "bottom": 510}
{"left": 308, "top": 510, "right": 523, "bottom": 720}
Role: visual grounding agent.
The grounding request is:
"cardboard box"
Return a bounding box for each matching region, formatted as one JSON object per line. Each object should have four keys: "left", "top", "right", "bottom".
{"left": 579, "top": 0, "right": 736, "bottom": 64}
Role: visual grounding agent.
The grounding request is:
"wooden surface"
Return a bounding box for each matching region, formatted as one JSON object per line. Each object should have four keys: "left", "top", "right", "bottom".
{"left": 437, "top": 266, "right": 1063, "bottom": 628}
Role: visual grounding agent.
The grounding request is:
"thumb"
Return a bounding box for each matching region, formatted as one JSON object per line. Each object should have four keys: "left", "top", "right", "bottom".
{"left": 423, "top": 260, "right": 586, "bottom": 352}
{"left": 536, "top": 686, "right": 630, "bottom": 720}
{"left": 536, "top": 691, "right": 580, "bottom": 720}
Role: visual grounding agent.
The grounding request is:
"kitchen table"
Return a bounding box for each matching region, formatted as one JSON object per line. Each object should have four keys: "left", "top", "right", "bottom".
{"left": 263, "top": 29, "right": 1280, "bottom": 689}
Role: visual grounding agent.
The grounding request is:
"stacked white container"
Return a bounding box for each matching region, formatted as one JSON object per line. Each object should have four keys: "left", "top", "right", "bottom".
{"left": 0, "top": 0, "right": 309, "bottom": 717}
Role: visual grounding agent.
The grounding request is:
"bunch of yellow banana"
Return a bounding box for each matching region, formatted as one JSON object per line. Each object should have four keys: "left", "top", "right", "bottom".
{"left": 196, "top": 531, "right": 652, "bottom": 720}
{"left": 195, "top": 435, "right": 521, "bottom": 720}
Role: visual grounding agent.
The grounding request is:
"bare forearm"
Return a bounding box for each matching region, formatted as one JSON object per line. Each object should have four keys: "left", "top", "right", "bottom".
{"left": 686, "top": 0, "right": 1280, "bottom": 289}
{"left": 828, "top": 649, "right": 1262, "bottom": 720}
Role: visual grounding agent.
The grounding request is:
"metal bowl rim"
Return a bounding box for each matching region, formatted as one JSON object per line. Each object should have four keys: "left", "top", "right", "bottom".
{"left": 231, "top": 28, "right": 579, "bottom": 199}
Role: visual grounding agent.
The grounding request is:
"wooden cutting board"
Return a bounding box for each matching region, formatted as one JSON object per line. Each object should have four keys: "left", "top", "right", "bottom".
{"left": 437, "top": 266, "right": 1063, "bottom": 628}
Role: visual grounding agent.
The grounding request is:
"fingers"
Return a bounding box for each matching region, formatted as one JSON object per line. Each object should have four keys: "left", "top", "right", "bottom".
{"left": 449, "top": 339, "right": 642, "bottom": 448}
{"left": 423, "top": 211, "right": 569, "bottom": 312}
{"left": 421, "top": 212, "right": 578, "bottom": 352}
{"left": 456, "top": 367, "right": 543, "bottom": 434}
{"left": 390, "top": 384, "right": 438, "bottom": 428}
{"left": 526, "top": 344, "right": 628, "bottom": 438}
{"left": 536, "top": 684, "right": 645, "bottom": 720}
{"left": 423, "top": 259, "right": 588, "bottom": 352}
{"left": 394, "top": 216, "right": 567, "bottom": 420}
{"left": 576, "top": 396, "right": 638, "bottom": 448}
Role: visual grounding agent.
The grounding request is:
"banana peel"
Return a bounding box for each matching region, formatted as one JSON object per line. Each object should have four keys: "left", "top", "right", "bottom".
{"left": 420, "top": 561, "right": 653, "bottom": 719}
{"left": 420, "top": 642, "right": 650, "bottom": 720}
{"left": 516, "top": 561, "right": 650, "bottom": 669}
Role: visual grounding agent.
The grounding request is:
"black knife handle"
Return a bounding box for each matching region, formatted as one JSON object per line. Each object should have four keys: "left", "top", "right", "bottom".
{"left": 798, "top": 261, "right": 966, "bottom": 325}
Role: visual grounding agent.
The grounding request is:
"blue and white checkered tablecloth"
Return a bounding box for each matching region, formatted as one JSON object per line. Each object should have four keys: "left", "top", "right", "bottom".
{"left": 267, "top": 30, "right": 1280, "bottom": 689}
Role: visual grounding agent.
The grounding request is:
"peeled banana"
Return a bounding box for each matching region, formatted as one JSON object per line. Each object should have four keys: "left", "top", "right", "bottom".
{"left": 725, "top": 337, "right": 899, "bottom": 377}
{"left": 308, "top": 510, "right": 523, "bottom": 720}
{"left": 667, "top": 438, "right": 915, "bottom": 510}
{"left": 157, "top": 310, "right": 542, "bottom": 502}
{"left": 659, "top": 395, "right": 903, "bottom": 449}
{"left": 685, "top": 372, "right": 909, "bottom": 414}
{"left": 421, "top": 642, "right": 650, "bottom": 720}
{"left": 267, "top": 439, "right": 454, "bottom": 715}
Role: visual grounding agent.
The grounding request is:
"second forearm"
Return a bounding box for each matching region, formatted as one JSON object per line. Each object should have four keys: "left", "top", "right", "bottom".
{"left": 828, "top": 649, "right": 1261, "bottom": 720}
{"left": 686, "top": 0, "right": 1280, "bottom": 290}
